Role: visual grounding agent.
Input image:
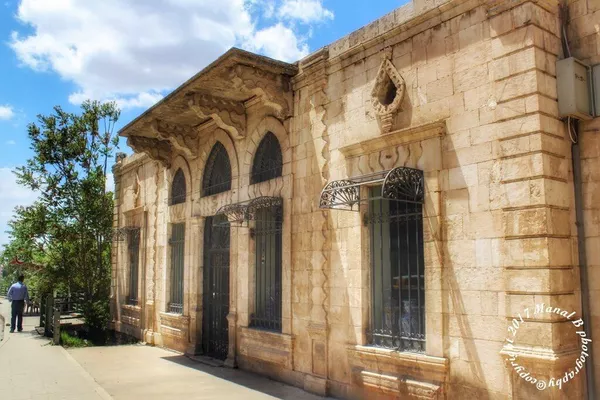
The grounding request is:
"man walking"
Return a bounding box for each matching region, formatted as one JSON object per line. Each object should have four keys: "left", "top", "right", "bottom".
{"left": 7, "top": 275, "right": 30, "bottom": 333}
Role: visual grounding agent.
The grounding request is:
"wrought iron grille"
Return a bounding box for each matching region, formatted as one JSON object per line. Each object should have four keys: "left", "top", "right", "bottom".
{"left": 215, "top": 197, "right": 283, "bottom": 227}
{"left": 202, "top": 142, "right": 232, "bottom": 197}
{"left": 319, "top": 167, "right": 424, "bottom": 211}
{"left": 202, "top": 215, "right": 230, "bottom": 360}
{"left": 251, "top": 132, "right": 282, "bottom": 184}
{"left": 127, "top": 228, "right": 141, "bottom": 306}
{"left": 367, "top": 186, "right": 425, "bottom": 353}
{"left": 169, "top": 223, "right": 185, "bottom": 314}
{"left": 171, "top": 169, "right": 187, "bottom": 205}
{"left": 250, "top": 204, "right": 283, "bottom": 331}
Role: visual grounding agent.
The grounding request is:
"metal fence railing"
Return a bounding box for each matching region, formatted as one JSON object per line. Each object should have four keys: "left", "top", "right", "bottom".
{"left": 39, "top": 292, "right": 84, "bottom": 344}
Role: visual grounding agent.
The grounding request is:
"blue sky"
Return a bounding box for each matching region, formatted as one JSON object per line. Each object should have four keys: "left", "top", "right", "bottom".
{"left": 0, "top": 0, "right": 408, "bottom": 245}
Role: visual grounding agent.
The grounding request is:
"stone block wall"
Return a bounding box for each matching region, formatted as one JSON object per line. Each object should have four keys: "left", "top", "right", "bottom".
{"left": 111, "top": 0, "right": 598, "bottom": 398}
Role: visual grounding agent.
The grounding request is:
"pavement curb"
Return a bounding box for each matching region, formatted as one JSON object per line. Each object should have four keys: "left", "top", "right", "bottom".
{"left": 59, "top": 346, "right": 114, "bottom": 400}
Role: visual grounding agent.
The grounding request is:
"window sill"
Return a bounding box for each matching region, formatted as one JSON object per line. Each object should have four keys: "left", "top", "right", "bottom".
{"left": 347, "top": 345, "right": 447, "bottom": 397}
{"left": 122, "top": 304, "right": 141, "bottom": 311}
{"left": 159, "top": 312, "right": 189, "bottom": 332}
{"left": 120, "top": 304, "right": 141, "bottom": 327}
{"left": 239, "top": 327, "right": 293, "bottom": 368}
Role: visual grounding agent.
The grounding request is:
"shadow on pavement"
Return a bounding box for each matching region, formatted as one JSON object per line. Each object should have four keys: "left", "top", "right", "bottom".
{"left": 161, "top": 354, "right": 325, "bottom": 400}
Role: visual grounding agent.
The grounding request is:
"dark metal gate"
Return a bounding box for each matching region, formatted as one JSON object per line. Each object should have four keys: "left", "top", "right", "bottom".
{"left": 201, "top": 215, "right": 230, "bottom": 360}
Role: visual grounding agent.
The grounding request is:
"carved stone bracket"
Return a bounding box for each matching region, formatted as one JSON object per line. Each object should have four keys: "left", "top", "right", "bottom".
{"left": 150, "top": 120, "right": 199, "bottom": 159}
{"left": 371, "top": 53, "right": 406, "bottom": 134}
{"left": 187, "top": 93, "right": 246, "bottom": 139}
{"left": 127, "top": 136, "right": 173, "bottom": 168}
{"left": 228, "top": 65, "right": 292, "bottom": 119}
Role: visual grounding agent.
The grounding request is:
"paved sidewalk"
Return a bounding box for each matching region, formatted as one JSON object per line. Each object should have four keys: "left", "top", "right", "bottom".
{"left": 69, "top": 345, "right": 329, "bottom": 400}
{"left": 1, "top": 297, "right": 329, "bottom": 399}
{"left": 0, "top": 298, "right": 111, "bottom": 400}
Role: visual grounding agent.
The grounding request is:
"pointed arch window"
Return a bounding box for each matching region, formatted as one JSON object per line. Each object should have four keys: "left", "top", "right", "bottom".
{"left": 171, "top": 168, "right": 186, "bottom": 205}
{"left": 202, "top": 142, "right": 232, "bottom": 197}
{"left": 251, "top": 132, "right": 282, "bottom": 184}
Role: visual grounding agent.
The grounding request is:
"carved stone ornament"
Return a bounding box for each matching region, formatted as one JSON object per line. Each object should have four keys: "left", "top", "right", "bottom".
{"left": 150, "top": 120, "right": 199, "bottom": 158}
{"left": 187, "top": 93, "right": 246, "bottom": 139}
{"left": 371, "top": 57, "right": 406, "bottom": 134}
{"left": 127, "top": 136, "right": 173, "bottom": 168}
{"left": 228, "top": 64, "right": 292, "bottom": 119}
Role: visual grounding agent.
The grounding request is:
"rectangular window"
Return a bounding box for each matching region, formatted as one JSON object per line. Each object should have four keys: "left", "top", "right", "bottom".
{"left": 169, "top": 223, "right": 185, "bottom": 314}
{"left": 250, "top": 205, "right": 282, "bottom": 332}
{"left": 127, "top": 229, "right": 141, "bottom": 305}
{"left": 368, "top": 186, "right": 425, "bottom": 352}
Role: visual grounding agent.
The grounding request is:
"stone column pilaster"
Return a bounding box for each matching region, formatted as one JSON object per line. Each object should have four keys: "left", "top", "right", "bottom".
{"left": 488, "top": 1, "right": 584, "bottom": 398}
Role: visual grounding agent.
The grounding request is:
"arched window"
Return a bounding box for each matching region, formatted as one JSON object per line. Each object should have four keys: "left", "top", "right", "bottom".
{"left": 251, "top": 132, "right": 282, "bottom": 184}
{"left": 202, "top": 142, "right": 232, "bottom": 197}
{"left": 171, "top": 168, "right": 186, "bottom": 205}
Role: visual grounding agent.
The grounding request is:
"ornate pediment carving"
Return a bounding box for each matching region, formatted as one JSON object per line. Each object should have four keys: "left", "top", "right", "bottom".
{"left": 371, "top": 51, "right": 406, "bottom": 134}
{"left": 187, "top": 93, "right": 246, "bottom": 139}
{"left": 228, "top": 64, "right": 292, "bottom": 119}
{"left": 127, "top": 136, "right": 173, "bottom": 168}
{"left": 150, "top": 120, "right": 199, "bottom": 159}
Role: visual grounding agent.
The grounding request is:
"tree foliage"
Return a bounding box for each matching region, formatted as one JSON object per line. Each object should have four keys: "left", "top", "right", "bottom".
{"left": 2, "top": 100, "right": 120, "bottom": 335}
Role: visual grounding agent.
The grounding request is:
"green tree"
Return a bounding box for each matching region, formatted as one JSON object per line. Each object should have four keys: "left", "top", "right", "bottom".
{"left": 6, "top": 100, "right": 120, "bottom": 336}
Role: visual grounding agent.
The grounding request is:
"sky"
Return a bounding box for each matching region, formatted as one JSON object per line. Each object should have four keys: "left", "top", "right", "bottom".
{"left": 0, "top": 0, "right": 409, "bottom": 246}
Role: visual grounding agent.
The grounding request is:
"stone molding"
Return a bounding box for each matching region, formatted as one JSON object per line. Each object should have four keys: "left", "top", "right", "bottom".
{"left": 340, "top": 120, "right": 447, "bottom": 159}
{"left": 159, "top": 312, "right": 190, "bottom": 331}
{"left": 151, "top": 120, "right": 199, "bottom": 159}
{"left": 228, "top": 64, "right": 293, "bottom": 120}
{"left": 187, "top": 93, "right": 246, "bottom": 140}
{"left": 121, "top": 304, "right": 141, "bottom": 328}
{"left": 127, "top": 136, "right": 173, "bottom": 168}
{"left": 347, "top": 345, "right": 448, "bottom": 398}
{"left": 238, "top": 327, "right": 294, "bottom": 369}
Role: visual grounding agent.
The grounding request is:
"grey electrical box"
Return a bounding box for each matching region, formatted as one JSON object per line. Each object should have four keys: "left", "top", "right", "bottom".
{"left": 594, "top": 64, "right": 600, "bottom": 117}
{"left": 556, "top": 57, "right": 592, "bottom": 120}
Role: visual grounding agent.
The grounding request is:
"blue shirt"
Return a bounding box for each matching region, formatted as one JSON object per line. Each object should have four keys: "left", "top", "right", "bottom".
{"left": 7, "top": 282, "right": 29, "bottom": 302}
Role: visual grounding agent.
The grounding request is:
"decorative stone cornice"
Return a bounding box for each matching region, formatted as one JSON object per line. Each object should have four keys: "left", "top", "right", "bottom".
{"left": 228, "top": 64, "right": 292, "bottom": 119}
{"left": 150, "top": 120, "right": 199, "bottom": 158}
{"left": 126, "top": 136, "right": 173, "bottom": 168}
{"left": 187, "top": 93, "right": 246, "bottom": 139}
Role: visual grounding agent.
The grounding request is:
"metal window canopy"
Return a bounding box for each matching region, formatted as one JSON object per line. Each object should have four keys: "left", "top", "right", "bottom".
{"left": 215, "top": 196, "right": 283, "bottom": 227}
{"left": 319, "top": 167, "right": 424, "bottom": 211}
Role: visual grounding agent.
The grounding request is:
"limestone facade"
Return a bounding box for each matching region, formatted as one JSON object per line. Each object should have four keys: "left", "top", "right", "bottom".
{"left": 111, "top": 0, "right": 600, "bottom": 398}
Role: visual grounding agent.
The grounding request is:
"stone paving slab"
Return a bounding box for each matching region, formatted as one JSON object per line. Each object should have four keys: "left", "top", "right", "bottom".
{"left": 68, "top": 344, "right": 330, "bottom": 400}
{"left": 0, "top": 298, "right": 111, "bottom": 400}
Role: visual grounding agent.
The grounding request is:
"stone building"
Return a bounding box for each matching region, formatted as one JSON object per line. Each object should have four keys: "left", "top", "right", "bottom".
{"left": 111, "top": 0, "right": 600, "bottom": 398}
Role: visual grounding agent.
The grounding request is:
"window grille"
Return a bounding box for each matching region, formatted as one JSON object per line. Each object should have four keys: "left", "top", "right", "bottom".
{"left": 127, "top": 229, "right": 141, "bottom": 305}
{"left": 367, "top": 185, "right": 425, "bottom": 353}
{"left": 202, "top": 142, "right": 232, "bottom": 197}
{"left": 171, "top": 169, "right": 186, "bottom": 205}
{"left": 251, "top": 132, "right": 282, "bottom": 184}
{"left": 169, "top": 223, "right": 185, "bottom": 314}
{"left": 250, "top": 204, "right": 283, "bottom": 331}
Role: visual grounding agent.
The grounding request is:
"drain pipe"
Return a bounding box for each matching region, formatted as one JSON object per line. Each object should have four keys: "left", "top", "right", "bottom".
{"left": 560, "top": 3, "right": 595, "bottom": 398}
{"left": 572, "top": 121, "right": 596, "bottom": 400}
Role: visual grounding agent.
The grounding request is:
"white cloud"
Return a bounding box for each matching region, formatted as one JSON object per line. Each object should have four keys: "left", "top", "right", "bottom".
{"left": 10, "top": 0, "right": 332, "bottom": 110}
{"left": 0, "top": 168, "right": 38, "bottom": 246}
{"left": 6, "top": 140, "right": 16, "bottom": 145}
{"left": 246, "top": 23, "right": 309, "bottom": 62}
{"left": 279, "top": 0, "right": 334, "bottom": 23}
{"left": 0, "top": 105, "right": 15, "bottom": 120}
